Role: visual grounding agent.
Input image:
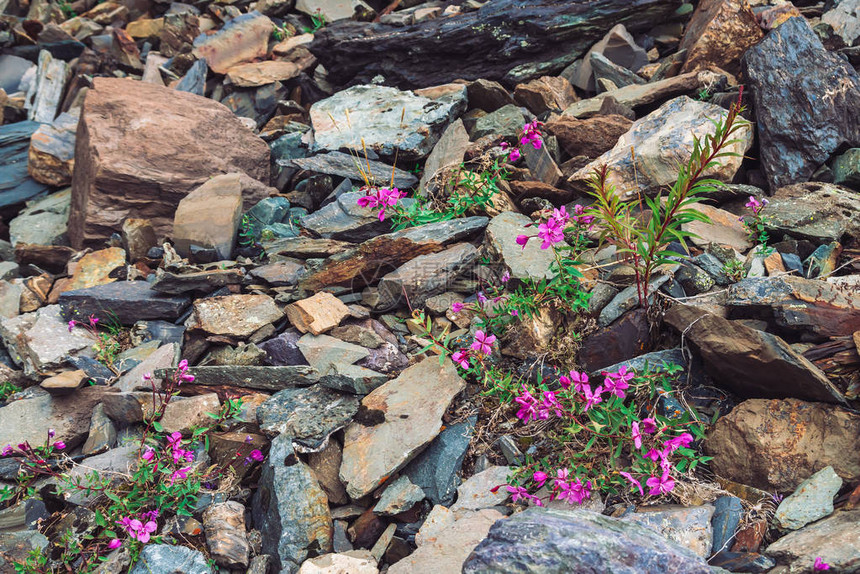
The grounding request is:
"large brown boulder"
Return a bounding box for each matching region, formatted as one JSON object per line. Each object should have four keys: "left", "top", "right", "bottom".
{"left": 69, "top": 77, "right": 270, "bottom": 249}
{"left": 704, "top": 398, "right": 860, "bottom": 491}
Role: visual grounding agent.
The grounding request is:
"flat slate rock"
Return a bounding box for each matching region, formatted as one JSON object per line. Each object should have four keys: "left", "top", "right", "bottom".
{"left": 153, "top": 365, "right": 321, "bottom": 391}
{"left": 129, "top": 544, "right": 213, "bottom": 574}
{"left": 59, "top": 281, "right": 191, "bottom": 325}
{"left": 463, "top": 507, "right": 716, "bottom": 574}
{"left": 257, "top": 385, "right": 360, "bottom": 452}
{"left": 283, "top": 151, "right": 418, "bottom": 189}
{"left": 0, "top": 121, "right": 50, "bottom": 208}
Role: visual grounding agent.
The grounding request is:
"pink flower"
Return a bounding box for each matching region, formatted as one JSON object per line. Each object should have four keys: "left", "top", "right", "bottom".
{"left": 515, "top": 235, "right": 530, "bottom": 249}
{"left": 553, "top": 468, "right": 569, "bottom": 489}
{"left": 557, "top": 477, "right": 591, "bottom": 505}
{"left": 451, "top": 351, "right": 470, "bottom": 369}
{"left": 663, "top": 433, "right": 694, "bottom": 453}
{"left": 641, "top": 418, "right": 658, "bottom": 434}
{"left": 631, "top": 421, "right": 642, "bottom": 449}
{"left": 169, "top": 466, "right": 191, "bottom": 485}
{"left": 539, "top": 391, "right": 563, "bottom": 419}
{"left": 476, "top": 291, "right": 487, "bottom": 304}
{"left": 249, "top": 449, "right": 264, "bottom": 462}
{"left": 514, "top": 387, "right": 539, "bottom": 423}
{"left": 451, "top": 302, "right": 464, "bottom": 313}
{"left": 166, "top": 432, "right": 182, "bottom": 451}
{"left": 814, "top": 557, "right": 830, "bottom": 571}
{"left": 1, "top": 445, "right": 13, "bottom": 457}
{"left": 537, "top": 217, "right": 564, "bottom": 250}
{"left": 602, "top": 374, "right": 629, "bottom": 399}
{"left": 510, "top": 309, "right": 519, "bottom": 317}
{"left": 53, "top": 441, "right": 66, "bottom": 450}
{"left": 107, "top": 538, "right": 122, "bottom": 549}
{"left": 89, "top": 315, "right": 99, "bottom": 328}
{"left": 552, "top": 206, "right": 570, "bottom": 227}
{"left": 507, "top": 485, "right": 530, "bottom": 503}
{"left": 129, "top": 519, "right": 157, "bottom": 543}
{"left": 509, "top": 148, "right": 521, "bottom": 162}
{"left": 470, "top": 330, "right": 496, "bottom": 355}
{"left": 68, "top": 320, "right": 76, "bottom": 332}
{"left": 619, "top": 471, "right": 644, "bottom": 496}
{"left": 645, "top": 448, "right": 662, "bottom": 462}
{"left": 582, "top": 385, "right": 603, "bottom": 412}
{"left": 533, "top": 471, "right": 548, "bottom": 488}
{"left": 141, "top": 448, "right": 155, "bottom": 462}
{"left": 178, "top": 359, "right": 188, "bottom": 371}
{"left": 500, "top": 271, "right": 511, "bottom": 283}
{"left": 646, "top": 471, "right": 675, "bottom": 496}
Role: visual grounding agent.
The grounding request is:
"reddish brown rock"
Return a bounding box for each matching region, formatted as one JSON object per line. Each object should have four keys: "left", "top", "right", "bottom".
{"left": 513, "top": 76, "right": 578, "bottom": 115}
{"left": 64, "top": 247, "right": 126, "bottom": 292}
{"left": 192, "top": 12, "right": 274, "bottom": 74}
{"left": 704, "top": 398, "right": 860, "bottom": 491}
{"left": 544, "top": 115, "right": 633, "bottom": 159}
{"left": 679, "top": 0, "right": 763, "bottom": 75}
{"left": 69, "top": 77, "right": 270, "bottom": 249}
{"left": 285, "top": 292, "right": 350, "bottom": 336}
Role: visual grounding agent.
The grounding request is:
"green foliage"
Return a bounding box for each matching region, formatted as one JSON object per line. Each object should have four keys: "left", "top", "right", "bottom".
{"left": 586, "top": 98, "right": 750, "bottom": 311}
{"left": 0, "top": 381, "right": 21, "bottom": 401}
{"left": 389, "top": 161, "right": 506, "bottom": 230}
{"left": 722, "top": 258, "right": 747, "bottom": 283}
{"left": 301, "top": 9, "right": 327, "bottom": 34}
{"left": 57, "top": 0, "right": 76, "bottom": 18}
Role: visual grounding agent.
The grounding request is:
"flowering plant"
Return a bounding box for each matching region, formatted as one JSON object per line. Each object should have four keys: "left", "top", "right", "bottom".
{"left": 1, "top": 360, "right": 263, "bottom": 573}
{"left": 740, "top": 195, "right": 772, "bottom": 256}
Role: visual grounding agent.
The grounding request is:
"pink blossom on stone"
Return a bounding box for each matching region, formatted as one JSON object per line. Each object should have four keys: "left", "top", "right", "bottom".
{"left": 554, "top": 468, "right": 569, "bottom": 490}
{"left": 53, "top": 441, "right": 65, "bottom": 450}
{"left": 249, "top": 449, "right": 264, "bottom": 462}
{"left": 514, "top": 386, "right": 540, "bottom": 423}
{"left": 169, "top": 466, "right": 191, "bottom": 486}
{"left": 68, "top": 320, "right": 76, "bottom": 333}
{"left": 814, "top": 557, "right": 830, "bottom": 571}
{"left": 1, "top": 445, "right": 13, "bottom": 457}
{"left": 141, "top": 448, "right": 155, "bottom": 462}
{"left": 451, "top": 302, "right": 464, "bottom": 313}
{"left": 509, "top": 148, "right": 521, "bottom": 162}
{"left": 663, "top": 432, "right": 694, "bottom": 453}
{"left": 451, "top": 351, "right": 470, "bottom": 369}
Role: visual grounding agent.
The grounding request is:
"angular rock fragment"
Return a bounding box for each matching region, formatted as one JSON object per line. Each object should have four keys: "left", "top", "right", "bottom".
{"left": 340, "top": 357, "right": 465, "bottom": 499}
{"left": 59, "top": 281, "right": 190, "bottom": 325}
{"left": 513, "top": 76, "right": 577, "bottom": 115}
{"left": 765, "top": 510, "right": 860, "bottom": 572}
{"left": 569, "top": 96, "right": 752, "bottom": 199}
{"left": 257, "top": 385, "right": 360, "bottom": 451}
{"left": 284, "top": 151, "right": 418, "bottom": 190}
{"left": 704, "top": 398, "right": 860, "bottom": 491}
{"left": 0, "top": 121, "right": 50, "bottom": 209}
{"left": 9, "top": 189, "right": 70, "bottom": 247}
{"left": 486, "top": 212, "right": 555, "bottom": 281}
{"left": 27, "top": 110, "right": 78, "bottom": 186}
{"left": 188, "top": 294, "right": 283, "bottom": 338}
{"left": 743, "top": 17, "right": 860, "bottom": 190}
{"left": 24, "top": 50, "right": 69, "bottom": 124}
{"left": 774, "top": 466, "right": 842, "bottom": 531}
{"left": 563, "top": 71, "right": 705, "bottom": 118}
{"left": 203, "top": 501, "right": 250, "bottom": 569}
{"left": 251, "top": 434, "right": 332, "bottom": 572}
{"left": 130, "top": 544, "right": 213, "bottom": 574}
{"left": 286, "top": 292, "right": 350, "bottom": 336}
{"left": 70, "top": 77, "right": 270, "bottom": 248}
{"left": 173, "top": 174, "right": 244, "bottom": 261}
{"left": 623, "top": 505, "right": 714, "bottom": 558}
{"left": 192, "top": 12, "right": 273, "bottom": 74}
{"left": 678, "top": 0, "right": 763, "bottom": 75}
{"left": 569, "top": 24, "right": 648, "bottom": 92}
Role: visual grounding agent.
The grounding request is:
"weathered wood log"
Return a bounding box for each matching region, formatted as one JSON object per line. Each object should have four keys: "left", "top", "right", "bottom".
{"left": 309, "top": 0, "right": 681, "bottom": 90}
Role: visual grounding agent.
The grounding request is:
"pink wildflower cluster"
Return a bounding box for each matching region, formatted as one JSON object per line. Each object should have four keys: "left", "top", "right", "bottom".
{"left": 112, "top": 509, "right": 159, "bottom": 547}
{"left": 140, "top": 431, "right": 195, "bottom": 486}
{"left": 620, "top": 430, "right": 694, "bottom": 496}
{"left": 356, "top": 186, "right": 406, "bottom": 221}
{"left": 1, "top": 428, "right": 65, "bottom": 462}
{"left": 451, "top": 330, "right": 496, "bottom": 369}
{"left": 67, "top": 314, "right": 99, "bottom": 333}
{"left": 515, "top": 203, "right": 595, "bottom": 251}
{"left": 500, "top": 120, "right": 544, "bottom": 163}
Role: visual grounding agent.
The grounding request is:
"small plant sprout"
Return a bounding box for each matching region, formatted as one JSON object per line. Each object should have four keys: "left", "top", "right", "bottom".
{"left": 740, "top": 194, "right": 773, "bottom": 256}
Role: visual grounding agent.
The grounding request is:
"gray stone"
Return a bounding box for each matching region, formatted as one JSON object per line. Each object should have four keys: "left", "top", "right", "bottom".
{"left": 753, "top": 182, "right": 860, "bottom": 244}
{"left": 711, "top": 496, "right": 743, "bottom": 555}
{"left": 743, "top": 17, "right": 860, "bottom": 190}
{"left": 832, "top": 148, "right": 860, "bottom": 190}
{"left": 153, "top": 365, "right": 321, "bottom": 392}
{"left": 389, "top": 509, "right": 503, "bottom": 574}
{"left": 247, "top": 196, "right": 292, "bottom": 228}
{"left": 129, "top": 544, "right": 213, "bottom": 574}
{"left": 0, "top": 531, "right": 49, "bottom": 572}
{"left": 150, "top": 269, "right": 245, "bottom": 295}
{"left": 82, "top": 403, "right": 117, "bottom": 455}
{"left": 260, "top": 328, "right": 308, "bottom": 366}
{"left": 340, "top": 357, "right": 466, "bottom": 499}
{"left": 118, "top": 343, "right": 177, "bottom": 393}
{"left": 765, "top": 510, "right": 860, "bottom": 573}
{"left": 693, "top": 253, "right": 731, "bottom": 286}
{"left": 470, "top": 104, "right": 526, "bottom": 140}
{"left": 590, "top": 52, "right": 646, "bottom": 91}
{"left": 9, "top": 188, "right": 70, "bottom": 247}
{"left": 0, "top": 121, "right": 51, "bottom": 210}
{"left": 404, "top": 416, "right": 476, "bottom": 506}
{"left": 0, "top": 304, "right": 97, "bottom": 377}
{"left": 568, "top": 23, "right": 648, "bottom": 92}
{"left": 623, "top": 505, "right": 715, "bottom": 558}
{"left": 59, "top": 281, "right": 191, "bottom": 325}
{"left": 188, "top": 294, "right": 284, "bottom": 339}
{"left": 310, "top": 85, "right": 464, "bottom": 161}
{"left": 569, "top": 97, "right": 752, "bottom": 200}
{"left": 450, "top": 465, "right": 512, "bottom": 513}
{"left": 419, "top": 119, "right": 470, "bottom": 195}
{"left": 25, "top": 50, "right": 69, "bottom": 124}
{"left": 300, "top": 191, "right": 391, "bottom": 243}
{"left": 251, "top": 434, "right": 332, "bottom": 572}
{"left": 376, "top": 243, "right": 478, "bottom": 311}
{"left": 486, "top": 212, "right": 555, "bottom": 281}
{"left": 0, "top": 281, "right": 22, "bottom": 319}
{"left": 462, "top": 507, "right": 716, "bottom": 574}
{"left": 822, "top": 0, "right": 860, "bottom": 46}
{"left": 257, "top": 385, "right": 360, "bottom": 452}
{"left": 675, "top": 262, "right": 715, "bottom": 295}
{"left": 374, "top": 476, "right": 425, "bottom": 515}
{"left": 202, "top": 501, "right": 250, "bottom": 569}
{"left": 295, "top": 334, "right": 386, "bottom": 393}
{"left": 284, "top": 152, "right": 418, "bottom": 190}
{"left": 175, "top": 57, "right": 207, "bottom": 95}
{"left": 774, "top": 466, "right": 842, "bottom": 531}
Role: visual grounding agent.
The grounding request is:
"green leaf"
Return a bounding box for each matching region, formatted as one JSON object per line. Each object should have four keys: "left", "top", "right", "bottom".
{"left": 151, "top": 421, "right": 163, "bottom": 433}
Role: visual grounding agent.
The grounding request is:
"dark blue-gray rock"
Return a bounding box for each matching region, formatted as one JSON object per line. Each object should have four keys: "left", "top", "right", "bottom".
{"left": 270, "top": 132, "right": 307, "bottom": 189}
{"left": 832, "top": 148, "right": 860, "bottom": 190}
{"left": 462, "top": 507, "right": 717, "bottom": 574}
{"left": 308, "top": 85, "right": 464, "bottom": 161}
{"left": 590, "top": 51, "right": 647, "bottom": 90}
{"left": 260, "top": 328, "right": 309, "bottom": 366}
{"left": 0, "top": 121, "right": 50, "bottom": 208}
{"left": 175, "top": 58, "right": 208, "bottom": 95}
{"left": 374, "top": 475, "right": 425, "bottom": 516}
{"left": 692, "top": 253, "right": 730, "bottom": 286}
{"left": 676, "top": 262, "right": 715, "bottom": 295}
{"left": 598, "top": 274, "right": 672, "bottom": 326}
{"left": 251, "top": 434, "right": 332, "bottom": 572}
{"left": 709, "top": 552, "right": 775, "bottom": 573}
{"left": 284, "top": 151, "right": 418, "bottom": 190}
{"left": 150, "top": 269, "right": 245, "bottom": 295}
{"left": 711, "top": 496, "right": 743, "bottom": 555}
{"left": 257, "top": 385, "right": 360, "bottom": 452}
{"left": 247, "top": 196, "right": 292, "bottom": 228}
{"left": 404, "top": 416, "right": 476, "bottom": 505}
{"left": 300, "top": 191, "right": 392, "bottom": 243}
{"left": 131, "top": 320, "right": 186, "bottom": 347}
{"left": 742, "top": 17, "right": 860, "bottom": 191}
{"left": 59, "top": 281, "right": 191, "bottom": 325}
{"left": 780, "top": 252, "right": 803, "bottom": 275}
{"left": 129, "top": 544, "right": 213, "bottom": 574}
